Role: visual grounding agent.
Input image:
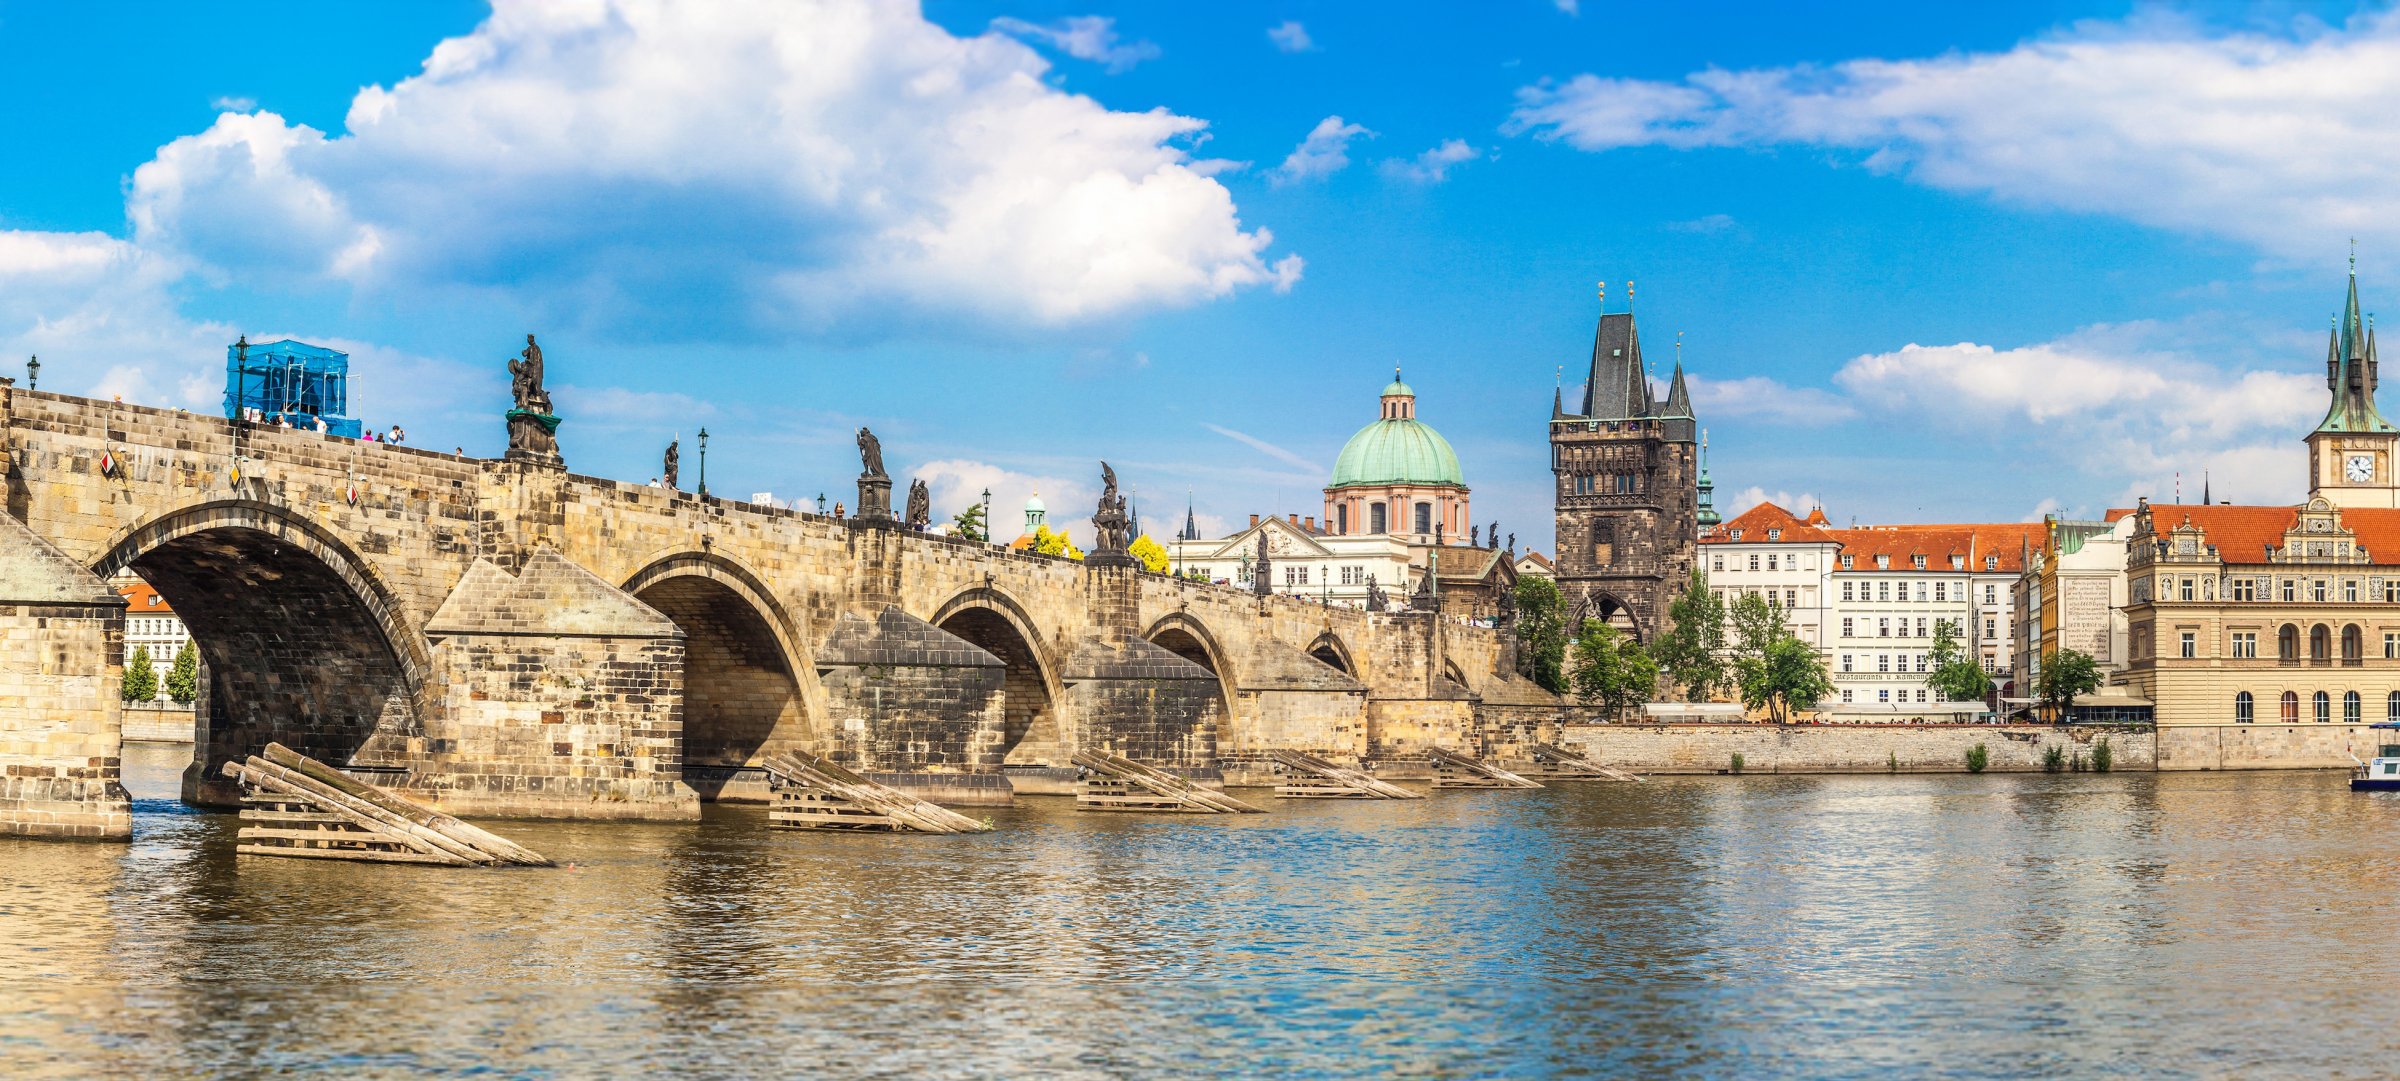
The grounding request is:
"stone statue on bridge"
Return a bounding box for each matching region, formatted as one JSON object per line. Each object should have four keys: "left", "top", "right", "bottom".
{"left": 1252, "top": 530, "right": 1272, "bottom": 596}
{"left": 854, "top": 427, "right": 893, "bottom": 521}
{"left": 1087, "top": 461, "right": 1135, "bottom": 565}
{"left": 504, "top": 333, "right": 562, "bottom": 466}
{"left": 905, "top": 478, "right": 931, "bottom": 529}
{"left": 662, "top": 438, "right": 679, "bottom": 490}
{"left": 1365, "top": 574, "right": 1387, "bottom": 612}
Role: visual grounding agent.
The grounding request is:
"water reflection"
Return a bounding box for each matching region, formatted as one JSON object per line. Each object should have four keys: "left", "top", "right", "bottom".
{"left": 5, "top": 743, "right": 2400, "bottom": 1077}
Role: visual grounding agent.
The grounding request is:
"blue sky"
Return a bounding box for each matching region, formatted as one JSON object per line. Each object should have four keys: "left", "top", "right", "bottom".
{"left": 0, "top": 1, "right": 2391, "bottom": 551}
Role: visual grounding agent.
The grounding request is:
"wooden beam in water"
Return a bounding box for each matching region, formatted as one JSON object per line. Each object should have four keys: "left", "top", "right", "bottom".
{"left": 222, "top": 744, "right": 552, "bottom": 867}
{"left": 759, "top": 751, "right": 993, "bottom": 834}
{"left": 1424, "top": 746, "right": 1545, "bottom": 790}
{"left": 1267, "top": 749, "right": 1424, "bottom": 800}
{"left": 1529, "top": 743, "right": 1645, "bottom": 782}
{"left": 1070, "top": 751, "right": 1266, "bottom": 814}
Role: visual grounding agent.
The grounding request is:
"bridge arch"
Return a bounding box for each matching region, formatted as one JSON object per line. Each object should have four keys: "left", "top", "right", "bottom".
{"left": 1304, "top": 630, "right": 1357, "bottom": 676}
{"left": 94, "top": 499, "right": 433, "bottom": 806}
{"left": 1144, "top": 611, "right": 1238, "bottom": 706}
{"left": 622, "top": 551, "right": 813, "bottom": 799}
{"left": 931, "top": 587, "right": 1063, "bottom": 765}
{"left": 1579, "top": 590, "right": 1646, "bottom": 643}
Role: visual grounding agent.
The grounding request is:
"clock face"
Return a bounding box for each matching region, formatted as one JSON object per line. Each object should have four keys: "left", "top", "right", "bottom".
{"left": 2348, "top": 454, "right": 2376, "bottom": 482}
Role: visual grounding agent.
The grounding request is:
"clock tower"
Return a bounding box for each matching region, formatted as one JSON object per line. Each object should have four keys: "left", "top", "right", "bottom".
{"left": 2306, "top": 264, "right": 2400, "bottom": 510}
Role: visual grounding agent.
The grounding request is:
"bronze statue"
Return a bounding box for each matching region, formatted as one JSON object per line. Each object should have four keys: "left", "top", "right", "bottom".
{"left": 856, "top": 426, "right": 886, "bottom": 478}
{"left": 906, "top": 478, "right": 931, "bottom": 528}
{"left": 1091, "top": 461, "right": 1131, "bottom": 553}
{"left": 663, "top": 438, "right": 680, "bottom": 490}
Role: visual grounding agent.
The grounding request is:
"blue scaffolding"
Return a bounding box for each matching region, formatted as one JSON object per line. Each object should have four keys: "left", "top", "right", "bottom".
{"left": 223, "top": 339, "right": 361, "bottom": 437}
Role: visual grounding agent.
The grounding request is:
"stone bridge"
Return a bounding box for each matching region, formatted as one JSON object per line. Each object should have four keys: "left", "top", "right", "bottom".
{"left": 0, "top": 388, "right": 1559, "bottom": 839}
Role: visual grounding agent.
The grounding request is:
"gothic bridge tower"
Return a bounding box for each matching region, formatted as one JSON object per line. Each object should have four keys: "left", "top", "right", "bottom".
{"left": 1547, "top": 286, "right": 1699, "bottom": 641}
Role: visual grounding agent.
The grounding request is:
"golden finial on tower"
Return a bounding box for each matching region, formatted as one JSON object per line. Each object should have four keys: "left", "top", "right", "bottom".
{"left": 1625, "top": 280, "right": 1635, "bottom": 308}
{"left": 1596, "top": 280, "right": 1606, "bottom": 310}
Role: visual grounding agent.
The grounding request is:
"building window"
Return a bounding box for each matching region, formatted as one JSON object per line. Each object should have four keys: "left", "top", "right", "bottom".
{"left": 2386, "top": 632, "right": 2400, "bottom": 659}
{"left": 2235, "top": 691, "right": 2253, "bottom": 724}
{"left": 1915, "top": 617, "right": 1927, "bottom": 638}
{"left": 2280, "top": 623, "right": 2299, "bottom": 658}
{"left": 2312, "top": 624, "right": 2332, "bottom": 658}
{"left": 1915, "top": 582, "right": 1928, "bottom": 602}
{"left": 1768, "top": 528, "right": 1783, "bottom": 541}
{"left": 2343, "top": 624, "right": 2363, "bottom": 662}
{"left": 1370, "top": 503, "right": 1387, "bottom": 533}
{"left": 2233, "top": 632, "right": 2256, "bottom": 658}
{"left": 1413, "top": 503, "right": 1432, "bottom": 534}
{"left": 2346, "top": 580, "right": 2361, "bottom": 603}
{"left": 1879, "top": 618, "right": 1891, "bottom": 637}
{"left": 1842, "top": 690, "right": 1854, "bottom": 703}
{"left": 1785, "top": 589, "right": 1797, "bottom": 608}
{"left": 1878, "top": 689, "right": 1890, "bottom": 703}
{"left": 2282, "top": 580, "right": 2296, "bottom": 602}
{"left": 2389, "top": 691, "right": 2400, "bottom": 724}
{"left": 1985, "top": 618, "right": 1997, "bottom": 640}
{"left": 1749, "top": 554, "right": 1760, "bottom": 571}
{"left": 1913, "top": 555, "right": 1927, "bottom": 569}
{"left": 2180, "top": 578, "right": 2195, "bottom": 601}
{"left": 1915, "top": 654, "right": 1928, "bottom": 673}
{"left": 2315, "top": 690, "right": 2331, "bottom": 723}
{"left": 2346, "top": 690, "right": 2363, "bottom": 724}
{"left": 1934, "top": 582, "right": 1947, "bottom": 602}
{"left": 1712, "top": 556, "right": 1723, "bottom": 572}
{"left": 1842, "top": 617, "right": 1854, "bottom": 637}
{"left": 2387, "top": 580, "right": 2400, "bottom": 603}
{"left": 1841, "top": 555, "right": 1854, "bottom": 570}
{"left": 2313, "top": 579, "right": 2328, "bottom": 602}
{"left": 2282, "top": 691, "right": 2300, "bottom": 723}
{"left": 2233, "top": 579, "right": 2255, "bottom": 602}
{"left": 1876, "top": 555, "right": 1890, "bottom": 569}
{"left": 2180, "top": 632, "right": 2196, "bottom": 658}
{"left": 1842, "top": 654, "right": 1854, "bottom": 672}
{"left": 1842, "top": 581, "right": 1854, "bottom": 602}
{"left": 1878, "top": 654, "right": 1890, "bottom": 672}
{"left": 1768, "top": 553, "right": 1779, "bottom": 571}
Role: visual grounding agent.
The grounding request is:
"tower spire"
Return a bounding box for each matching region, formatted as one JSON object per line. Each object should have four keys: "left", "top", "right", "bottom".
{"left": 2321, "top": 251, "right": 2393, "bottom": 435}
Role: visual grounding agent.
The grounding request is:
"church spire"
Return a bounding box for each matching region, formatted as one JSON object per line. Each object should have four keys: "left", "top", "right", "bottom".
{"left": 1662, "top": 332, "right": 1693, "bottom": 419}
{"left": 2319, "top": 253, "right": 2395, "bottom": 435}
{"left": 1695, "top": 428, "right": 1721, "bottom": 530}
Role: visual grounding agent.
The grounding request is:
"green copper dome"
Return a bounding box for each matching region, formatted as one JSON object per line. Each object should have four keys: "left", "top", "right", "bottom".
{"left": 1382, "top": 377, "right": 1414, "bottom": 398}
{"left": 1330, "top": 415, "right": 1464, "bottom": 489}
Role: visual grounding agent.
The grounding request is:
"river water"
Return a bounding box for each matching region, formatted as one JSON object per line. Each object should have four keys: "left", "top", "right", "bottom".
{"left": 5, "top": 744, "right": 2399, "bottom": 1079}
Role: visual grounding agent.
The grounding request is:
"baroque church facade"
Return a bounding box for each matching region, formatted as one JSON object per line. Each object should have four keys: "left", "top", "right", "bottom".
{"left": 1549, "top": 295, "right": 1700, "bottom": 641}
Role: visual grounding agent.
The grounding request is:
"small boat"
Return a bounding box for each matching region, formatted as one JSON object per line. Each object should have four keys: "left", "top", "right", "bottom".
{"left": 2351, "top": 723, "right": 2400, "bottom": 791}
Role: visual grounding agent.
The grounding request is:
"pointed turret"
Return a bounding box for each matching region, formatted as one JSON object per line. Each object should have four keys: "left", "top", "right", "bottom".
{"left": 1695, "top": 428, "right": 1721, "bottom": 532}
{"left": 1662, "top": 360, "right": 1693, "bottom": 419}
{"left": 2319, "top": 260, "right": 2395, "bottom": 434}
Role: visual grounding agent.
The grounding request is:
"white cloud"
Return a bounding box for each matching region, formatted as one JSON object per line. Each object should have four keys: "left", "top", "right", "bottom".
{"left": 1724, "top": 486, "right": 1824, "bottom": 520}
{"left": 1203, "top": 423, "right": 1322, "bottom": 474}
{"left": 1382, "top": 139, "right": 1480, "bottom": 184}
{"left": 914, "top": 458, "right": 1090, "bottom": 543}
{"left": 210, "top": 95, "right": 257, "bottom": 113}
{"left": 0, "top": 230, "right": 227, "bottom": 409}
{"left": 1689, "top": 374, "right": 1856, "bottom": 423}
{"left": 990, "top": 15, "right": 1160, "bottom": 73}
{"left": 1271, "top": 116, "right": 1373, "bottom": 185}
{"left": 1554, "top": 0, "right": 1580, "bottom": 14}
{"left": 1506, "top": 11, "right": 2400, "bottom": 258}
{"left": 1267, "top": 21, "right": 1315, "bottom": 53}
{"left": 124, "top": 0, "right": 1294, "bottom": 339}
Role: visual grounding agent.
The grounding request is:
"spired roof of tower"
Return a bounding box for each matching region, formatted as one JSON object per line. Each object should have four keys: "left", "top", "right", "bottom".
{"left": 2320, "top": 265, "right": 2396, "bottom": 434}
{"left": 1580, "top": 311, "right": 1655, "bottom": 420}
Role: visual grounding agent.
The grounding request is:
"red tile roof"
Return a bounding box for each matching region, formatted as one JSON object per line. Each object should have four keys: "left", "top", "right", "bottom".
{"left": 1703, "top": 501, "right": 1839, "bottom": 545}
{"left": 2136, "top": 503, "right": 2400, "bottom": 564}
{"left": 115, "top": 581, "right": 173, "bottom": 614}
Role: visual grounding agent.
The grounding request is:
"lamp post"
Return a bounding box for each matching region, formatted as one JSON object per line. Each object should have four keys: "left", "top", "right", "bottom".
{"left": 816, "top": 492, "right": 827, "bottom": 515}
{"left": 25, "top": 355, "right": 37, "bottom": 391}
{"left": 695, "top": 427, "right": 709, "bottom": 498}
{"left": 981, "top": 487, "right": 992, "bottom": 543}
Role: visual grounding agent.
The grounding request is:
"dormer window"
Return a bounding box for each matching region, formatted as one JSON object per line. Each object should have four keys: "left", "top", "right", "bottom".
{"left": 1950, "top": 555, "right": 1965, "bottom": 570}
{"left": 1984, "top": 555, "right": 1998, "bottom": 571}
{"left": 1841, "top": 555, "right": 1854, "bottom": 569}
{"left": 1768, "top": 528, "right": 1782, "bottom": 541}
{"left": 1875, "top": 555, "right": 1890, "bottom": 569}
{"left": 1729, "top": 529, "right": 1743, "bottom": 540}
{"left": 1912, "top": 555, "right": 1927, "bottom": 570}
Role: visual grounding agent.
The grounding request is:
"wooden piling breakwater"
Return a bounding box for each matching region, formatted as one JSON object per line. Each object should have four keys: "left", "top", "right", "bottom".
{"left": 1425, "top": 746, "right": 1546, "bottom": 790}
{"left": 759, "top": 751, "right": 992, "bottom": 834}
{"left": 221, "top": 743, "right": 552, "bottom": 866}
{"left": 1523, "top": 743, "right": 1645, "bottom": 782}
{"left": 1071, "top": 751, "right": 1267, "bottom": 813}
{"left": 1267, "top": 749, "right": 1424, "bottom": 799}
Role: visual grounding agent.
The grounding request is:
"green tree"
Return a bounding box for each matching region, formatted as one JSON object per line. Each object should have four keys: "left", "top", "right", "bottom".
{"left": 1128, "top": 534, "right": 1169, "bottom": 574}
{"left": 1031, "top": 524, "right": 1084, "bottom": 560}
{"left": 165, "top": 642, "right": 198, "bottom": 704}
{"left": 1513, "top": 576, "right": 1569, "bottom": 693}
{"left": 121, "top": 645, "right": 157, "bottom": 703}
{"left": 950, "top": 501, "right": 988, "bottom": 542}
{"left": 1727, "top": 590, "right": 1789, "bottom": 663}
{"left": 1651, "top": 570, "right": 1727, "bottom": 702}
{"left": 1734, "top": 635, "right": 1834, "bottom": 725}
{"left": 1926, "top": 619, "right": 1997, "bottom": 702}
{"left": 2035, "top": 648, "right": 2101, "bottom": 723}
{"left": 1569, "top": 619, "right": 1658, "bottom": 720}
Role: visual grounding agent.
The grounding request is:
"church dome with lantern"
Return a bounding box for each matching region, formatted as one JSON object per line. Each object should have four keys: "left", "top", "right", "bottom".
{"left": 1324, "top": 370, "right": 1469, "bottom": 538}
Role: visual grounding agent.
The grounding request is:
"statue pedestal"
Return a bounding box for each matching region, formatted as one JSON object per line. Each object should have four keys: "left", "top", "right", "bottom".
{"left": 505, "top": 411, "right": 563, "bottom": 469}
{"left": 1085, "top": 549, "right": 1141, "bottom": 570}
{"left": 854, "top": 475, "right": 894, "bottom": 521}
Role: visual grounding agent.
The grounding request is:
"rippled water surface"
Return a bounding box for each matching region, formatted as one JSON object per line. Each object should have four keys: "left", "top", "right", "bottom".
{"left": 8, "top": 745, "right": 2400, "bottom": 1078}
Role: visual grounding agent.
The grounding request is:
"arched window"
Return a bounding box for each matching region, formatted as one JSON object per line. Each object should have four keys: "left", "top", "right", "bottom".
{"left": 2279, "top": 624, "right": 2299, "bottom": 658}
{"left": 2281, "top": 691, "right": 2299, "bottom": 723}
{"left": 2311, "top": 624, "right": 2331, "bottom": 659}
{"left": 2387, "top": 691, "right": 2399, "bottom": 723}
{"left": 2235, "top": 691, "right": 2253, "bottom": 724}
{"left": 1413, "top": 502, "right": 1432, "bottom": 535}
{"left": 2343, "top": 624, "right": 2363, "bottom": 661}
{"left": 2346, "top": 690, "right": 2362, "bottom": 723}
{"left": 2314, "top": 690, "right": 2331, "bottom": 723}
